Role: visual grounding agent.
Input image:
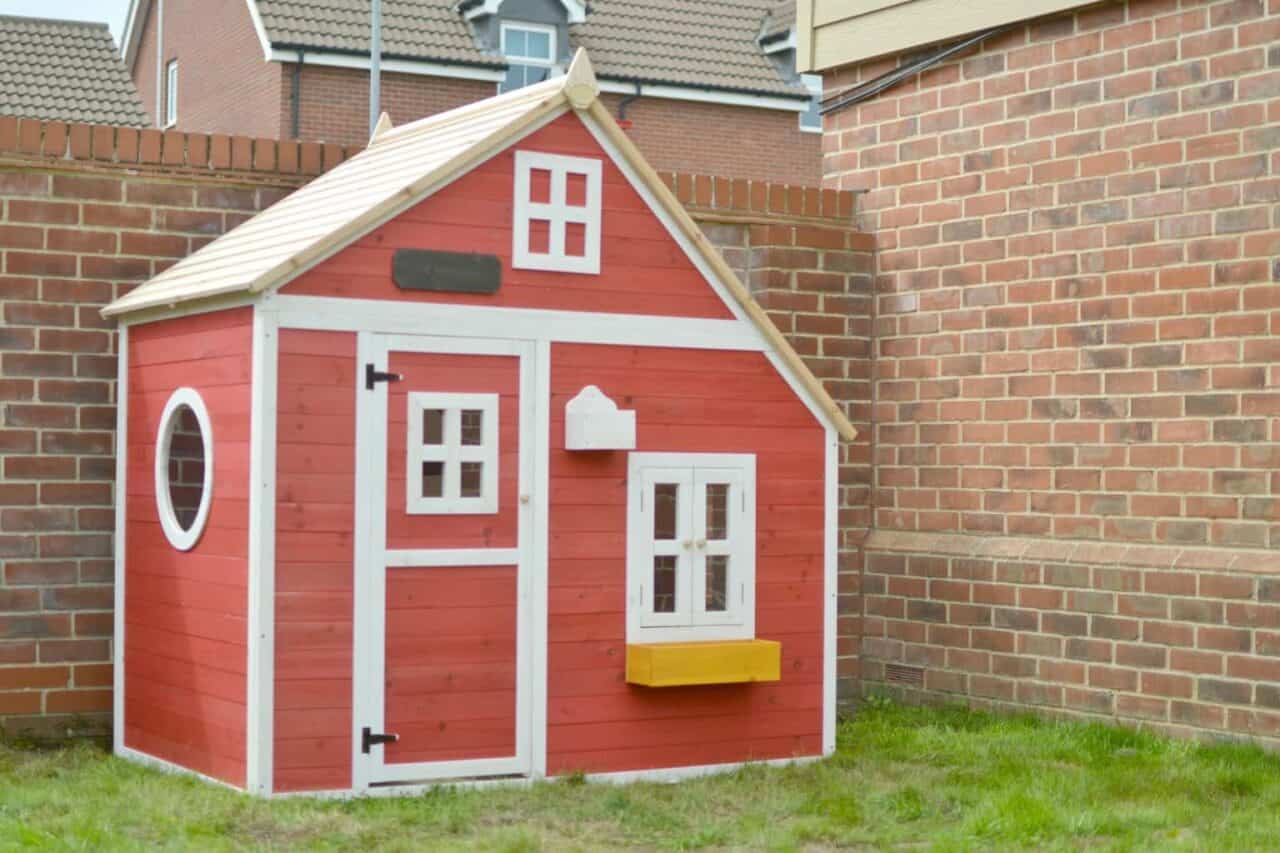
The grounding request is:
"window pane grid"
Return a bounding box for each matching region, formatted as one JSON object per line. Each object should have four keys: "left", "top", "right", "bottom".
{"left": 406, "top": 392, "right": 498, "bottom": 514}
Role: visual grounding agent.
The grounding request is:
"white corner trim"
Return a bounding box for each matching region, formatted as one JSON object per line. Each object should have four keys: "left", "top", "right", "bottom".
{"left": 512, "top": 150, "right": 602, "bottom": 275}
{"left": 112, "top": 324, "right": 129, "bottom": 755}
{"left": 531, "top": 338, "right": 551, "bottom": 780}
{"left": 153, "top": 387, "right": 214, "bottom": 552}
{"left": 119, "top": 0, "right": 149, "bottom": 67}
{"left": 823, "top": 427, "right": 838, "bottom": 757}
{"left": 596, "top": 79, "right": 809, "bottom": 113}
{"left": 244, "top": 0, "right": 273, "bottom": 61}
{"left": 268, "top": 48, "right": 507, "bottom": 82}
{"left": 116, "top": 745, "right": 246, "bottom": 793}
{"left": 245, "top": 303, "right": 279, "bottom": 796}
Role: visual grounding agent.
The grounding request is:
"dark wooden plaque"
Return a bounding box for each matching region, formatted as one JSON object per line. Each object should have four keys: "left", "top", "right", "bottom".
{"left": 392, "top": 250, "right": 501, "bottom": 294}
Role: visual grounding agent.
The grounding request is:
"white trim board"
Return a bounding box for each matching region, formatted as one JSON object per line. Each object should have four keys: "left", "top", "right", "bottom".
{"left": 268, "top": 48, "right": 506, "bottom": 83}
{"left": 112, "top": 324, "right": 129, "bottom": 756}
{"left": 272, "top": 754, "right": 824, "bottom": 799}
{"left": 597, "top": 80, "right": 809, "bottom": 113}
{"left": 463, "top": 0, "right": 586, "bottom": 24}
{"left": 245, "top": 303, "right": 279, "bottom": 795}
{"left": 273, "top": 297, "right": 765, "bottom": 352}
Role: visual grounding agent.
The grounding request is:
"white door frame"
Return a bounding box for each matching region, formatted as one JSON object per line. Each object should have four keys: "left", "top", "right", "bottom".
{"left": 352, "top": 332, "right": 536, "bottom": 789}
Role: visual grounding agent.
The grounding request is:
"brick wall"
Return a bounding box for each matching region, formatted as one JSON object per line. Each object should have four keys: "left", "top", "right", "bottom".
{"left": 278, "top": 64, "right": 497, "bottom": 144}
{"left": 599, "top": 93, "right": 823, "bottom": 185}
{"left": 0, "top": 114, "right": 868, "bottom": 740}
{"left": 131, "top": 0, "right": 284, "bottom": 139}
{"left": 823, "top": 0, "right": 1280, "bottom": 738}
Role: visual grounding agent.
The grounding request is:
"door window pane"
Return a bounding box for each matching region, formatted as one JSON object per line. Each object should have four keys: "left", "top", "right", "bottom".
{"left": 705, "top": 555, "right": 729, "bottom": 612}
{"left": 654, "top": 483, "right": 678, "bottom": 540}
{"left": 422, "top": 461, "right": 444, "bottom": 498}
{"left": 705, "top": 483, "right": 729, "bottom": 540}
{"left": 653, "top": 556, "right": 677, "bottom": 613}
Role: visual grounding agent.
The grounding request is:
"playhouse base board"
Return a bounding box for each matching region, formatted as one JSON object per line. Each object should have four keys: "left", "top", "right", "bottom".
{"left": 276, "top": 754, "right": 827, "bottom": 800}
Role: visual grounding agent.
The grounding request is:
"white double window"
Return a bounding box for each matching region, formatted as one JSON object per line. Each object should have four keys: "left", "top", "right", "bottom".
{"left": 500, "top": 21, "right": 556, "bottom": 93}
{"left": 513, "top": 150, "right": 602, "bottom": 275}
{"left": 406, "top": 393, "right": 499, "bottom": 514}
{"left": 626, "top": 453, "right": 756, "bottom": 643}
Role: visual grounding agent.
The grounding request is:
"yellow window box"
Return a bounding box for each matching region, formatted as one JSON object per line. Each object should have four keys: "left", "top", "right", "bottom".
{"left": 625, "top": 639, "right": 781, "bottom": 687}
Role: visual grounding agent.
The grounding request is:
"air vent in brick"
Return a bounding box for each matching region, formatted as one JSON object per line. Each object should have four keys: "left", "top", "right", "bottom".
{"left": 884, "top": 664, "right": 924, "bottom": 687}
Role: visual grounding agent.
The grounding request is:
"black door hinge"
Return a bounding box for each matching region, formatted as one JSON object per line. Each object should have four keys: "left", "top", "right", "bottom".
{"left": 365, "top": 363, "right": 403, "bottom": 390}
{"left": 361, "top": 726, "right": 399, "bottom": 754}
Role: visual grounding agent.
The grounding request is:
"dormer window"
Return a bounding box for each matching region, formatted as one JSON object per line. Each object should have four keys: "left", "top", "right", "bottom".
{"left": 500, "top": 22, "right": 556, "bottom": 93}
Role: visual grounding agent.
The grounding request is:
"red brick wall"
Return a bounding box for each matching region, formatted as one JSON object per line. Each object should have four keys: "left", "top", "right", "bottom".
{"left": 0, "top": 114, "right": 866, "bottom": 740}
{"left": 599, "top": 93, "right": 823, "bottom": 185}
{"left": 276, "top": 66, "right": 823, "bottom": 183}
{"left": 279, "top": 64, "right": 496, "bottom": 144}
{"left": 130, "top": 0, "right": 284, "bottom": 139}
{"left": 823, "top": 0, "right": 1280, "bottom": 738}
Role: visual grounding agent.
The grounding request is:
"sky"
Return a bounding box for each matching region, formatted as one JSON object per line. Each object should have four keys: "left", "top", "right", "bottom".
{"left": 0, "top": 0, "right": 131, "bottom": 43}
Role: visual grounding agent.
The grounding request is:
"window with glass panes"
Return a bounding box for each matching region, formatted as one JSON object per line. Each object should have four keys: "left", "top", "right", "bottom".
{"left": 405, "top": 392, "right": 499, "bottom": 514}
{"left": 500, "top": 22, "right": 556, "bottom": 93}
{"left": 627, "top": 453, "right": 756, "bottom": 643}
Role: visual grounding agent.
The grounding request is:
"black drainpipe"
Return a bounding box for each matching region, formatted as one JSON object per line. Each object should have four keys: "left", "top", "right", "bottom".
{"left": 820, "top": 23, "right": 1016, "bottom": 117}
{"left": 618, "top": 79, "right": 642, "bottom": 122}
{"left": 291, "top": 49, "right": 305, "bottom": 139}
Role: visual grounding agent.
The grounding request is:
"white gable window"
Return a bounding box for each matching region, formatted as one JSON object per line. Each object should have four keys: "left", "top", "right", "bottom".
{"left": 406, "top": 392, "right": 499, "bottom": 514}
{"left": 627, "top": 453, "right": 756, "bottom": 643}
{"left": 513, "top": 150, "right": 602, "bottom": 275}
{"left": 164, "top": 59, "right": 179, "bottom": 128}
{"left": 500, "top": 21, "right": 556, "bottom": 93}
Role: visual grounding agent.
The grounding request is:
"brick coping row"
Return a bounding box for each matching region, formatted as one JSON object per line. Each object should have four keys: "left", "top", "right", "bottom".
{"left": 0, "top": 114, "right": 856, "bottom": 223}
{"left": 865, "top": 530, "right": 1280, "bottom": 575}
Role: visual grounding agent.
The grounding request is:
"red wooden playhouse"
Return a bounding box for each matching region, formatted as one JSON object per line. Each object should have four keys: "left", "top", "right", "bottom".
{"left": 104, "top": 51, "right": 856, "bottom": 796}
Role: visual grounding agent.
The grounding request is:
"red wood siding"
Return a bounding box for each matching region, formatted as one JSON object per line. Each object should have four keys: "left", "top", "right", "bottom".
{"left": 124, "top": 307, "right": 252, "bottom": 787}
{"left": 384, "top": 566, "right": 517, "bottom": 764}
{"left": 283, "top": 113, "right": 735, "bottom": 321}
{"left": 273, "top": 329, "right": 357, "bottom": 793}
{"left": 385, "top": 352, "right": 521, "bottom": 550}
{"left": 547, "top": 343, "right": 826, "bottom": 774}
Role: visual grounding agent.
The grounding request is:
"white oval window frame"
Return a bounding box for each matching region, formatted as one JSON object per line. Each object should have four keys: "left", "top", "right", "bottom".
{"left": 154, "top": 387, "right": 215, "bottom": 552}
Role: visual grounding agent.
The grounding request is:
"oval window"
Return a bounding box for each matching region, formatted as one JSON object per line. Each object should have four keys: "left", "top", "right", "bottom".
{"left": 154, "top": 387, "right": 214, "bottom": 551}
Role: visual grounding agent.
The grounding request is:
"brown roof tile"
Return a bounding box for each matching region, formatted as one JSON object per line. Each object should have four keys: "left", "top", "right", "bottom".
{"left": 254, "top": 0, "right": 806, "bottom": 99}
{"left": 0, "top": 15, "right": 148, "bottom": 126}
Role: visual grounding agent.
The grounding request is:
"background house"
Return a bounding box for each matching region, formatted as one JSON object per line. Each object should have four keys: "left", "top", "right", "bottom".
{"left": 0, "top": 15, "right": 147, "bottom": 126}
{"left": 119, "top": 0, "right": 824, "bottom": 184}
{"left": 800, "top": 0, "right": 1280, "bottom": 740}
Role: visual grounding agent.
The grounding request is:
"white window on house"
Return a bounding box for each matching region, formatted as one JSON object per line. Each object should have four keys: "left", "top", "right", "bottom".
{"left": 627, "top": 453, "right": 756, "bottom": 643}
{"left": 406, "top": 392, "right": 499, "bottom": 514}
{"left": 154, "top": 386, "right": 213, "bottom": 551}
{"left": 165, "top": 59, "right": 179, "bottom": 127}
{"left": 500, "top": 21, "right": 556, "bottom": 93}
{"left": 799, "top": 73, "right": 822, "bottom": 133}
{"left": 512, "top": 150, "right": 602, "bottom": 274}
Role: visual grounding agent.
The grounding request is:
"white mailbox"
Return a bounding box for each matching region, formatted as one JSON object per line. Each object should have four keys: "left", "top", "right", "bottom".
{"left": 565, "top": 385, "right": 636, "bottom": 451}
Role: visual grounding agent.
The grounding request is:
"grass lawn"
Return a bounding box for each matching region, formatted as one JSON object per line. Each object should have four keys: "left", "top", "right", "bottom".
{"left": 4, "top": 700, "right": 1280, "bottom": 850}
